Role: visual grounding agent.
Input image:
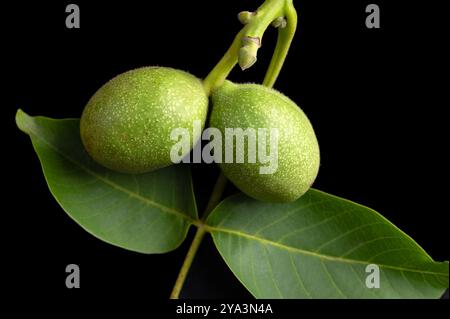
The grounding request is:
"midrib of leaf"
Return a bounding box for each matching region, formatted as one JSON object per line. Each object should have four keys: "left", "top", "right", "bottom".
{"left": 206, "top": 225, "right": 448, "bottom": 277}
{"left": 20, "top": 115, "right": 197, "bottom": 225}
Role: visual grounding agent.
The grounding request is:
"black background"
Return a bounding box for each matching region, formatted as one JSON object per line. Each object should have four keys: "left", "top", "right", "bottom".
{"left": 3, "top": 0, "right": 448, "bottom": 309}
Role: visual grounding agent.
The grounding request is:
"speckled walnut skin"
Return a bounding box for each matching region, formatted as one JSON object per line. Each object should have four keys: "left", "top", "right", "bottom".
{"left": 80, "top": 67, "right": 208, "bottom": 173}
{"left": 210, "top": 81, "right": 320, "bottom": 202}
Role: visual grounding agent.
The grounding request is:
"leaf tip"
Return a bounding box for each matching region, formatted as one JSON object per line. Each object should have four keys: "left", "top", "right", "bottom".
{"left": 15, "top": 109, "right": 33, "bottom": 135}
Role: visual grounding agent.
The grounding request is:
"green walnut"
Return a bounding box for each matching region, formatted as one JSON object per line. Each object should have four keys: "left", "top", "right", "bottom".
{"left": 80, "top": 67, "right": 208, "bottom": 173}
{"left": 210, "top": 81, "right": 320, "bottom": 202}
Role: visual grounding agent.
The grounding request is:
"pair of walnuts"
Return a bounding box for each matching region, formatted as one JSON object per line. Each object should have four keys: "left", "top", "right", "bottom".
{"left": 80, "top": 67, "right": 320, "bottom": 202}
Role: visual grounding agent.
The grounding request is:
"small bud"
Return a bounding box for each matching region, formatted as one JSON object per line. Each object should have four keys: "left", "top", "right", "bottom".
{"left": 272, "top": 17, "right": 287, "bottom": 28}
{"left": 238, "top": 36, "right": 261, "bottom": 70}
{"left": 239, "top": 46, "right": 257, "bottom": 70}
{"left": 238, "top": 11, "right": 255, "bottom": 24}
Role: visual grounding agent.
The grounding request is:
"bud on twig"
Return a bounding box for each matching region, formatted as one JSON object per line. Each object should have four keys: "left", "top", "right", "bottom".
{"left": 272, "top": 16, "right": 287, "bottom": 28}
{"left": 238, "top": 11, "right": 255, "bottom": 25}
{"left": 238, "top": 36, "right": 261, "bottom": 70}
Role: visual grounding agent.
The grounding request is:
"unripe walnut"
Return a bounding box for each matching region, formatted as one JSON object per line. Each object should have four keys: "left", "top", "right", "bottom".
{"left": 210, "top": 81, "right": 320, "bottom": 202}
{"left": 80, "top": 67, "right": 208, "bottom": 173}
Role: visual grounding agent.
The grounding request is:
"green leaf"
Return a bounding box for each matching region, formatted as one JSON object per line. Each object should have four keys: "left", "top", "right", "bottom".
{"left": 16, "top": 109, "right": 198, "bottom": 254}
{"left": 207, "top": 190, "right": 449, "bottom": 298}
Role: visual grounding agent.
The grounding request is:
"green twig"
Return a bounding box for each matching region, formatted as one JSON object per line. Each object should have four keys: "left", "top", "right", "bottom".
{"left": 263, "top": 0, "right": 297, "bottom": 88}
{"left": 170, "top": 0, "right": 298, "bottom": 299}
{"left": 169, "top": 172, "right": 227, "bottom": 299}
{"left": 202, "top": 0, "right": 285, "bottom": 95}
{"left": 201, "top": 172, "right": 228, "bottom": 220}
{"left": 169, "top": 226, "right": 207, "bottom": 299}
